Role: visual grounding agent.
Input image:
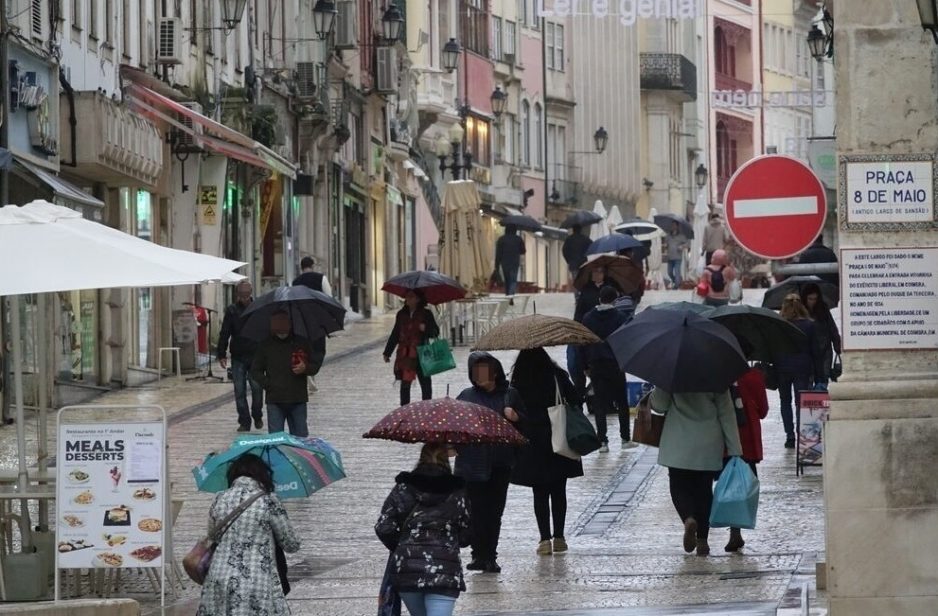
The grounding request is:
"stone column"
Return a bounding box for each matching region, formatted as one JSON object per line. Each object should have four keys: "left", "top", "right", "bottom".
{"left": 826, "top": 2, "right": 938, "bottom": 614}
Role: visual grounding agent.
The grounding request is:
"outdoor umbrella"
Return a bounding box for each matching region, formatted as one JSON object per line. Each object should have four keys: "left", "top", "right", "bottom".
{"left": 654, "top": 212, "right": 695, "bottom": 240}
{"left": 762, "top": 276, "right": 839, "bottom": 310}
{"left": 560, "top": 210, "right": 603, "bottom": 228}
{"left": 586, "top": 233, "right": 645, "bottom": 257}
{"left": 589, "top": 200, "right": 609, "bottom": 241}
{"left": 193, "top": 432, "right": 346, "bottom": 499}
{"left": 606, "top": 205, "right": 624, "bottom": 235}
{"left": 645, "top": 209, "right": 665, "bottom": 288}
{"left": 382, "top": 270, "right": 467, "bottom": 305}
{"left": 573, "top": 255, "right": 645, "bottom": 295}
{"left": 688, "top": 191, "right": 710, "bottom": 280}
{"left": 708, "top": 304, "right": 807, "bottom": 363}
{"left": 472, "top": 314, "right": 601, "bottom": 351}
{"left": 607, "top": 308, "right": 749, "bottom": 393}
{"left": 499, "top": 214, "right": 542, "bottom": 232}
{"left": 616, "top": 218, "right": 666, "bottom": 240}
{"left": 241, "top": 286, "right": 346, "bottom": 342}
{"left": 439, "top": 181, "right": 492, "bottom": 294}
{"left": 649, "top": 301, "right": 715, "bottom": 316}
{"left": 363, "top": 398, "right": 527, "bottom": 445}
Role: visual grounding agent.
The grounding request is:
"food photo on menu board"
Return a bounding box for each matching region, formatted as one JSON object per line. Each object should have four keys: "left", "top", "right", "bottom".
{"left": 56, "top": 422, "right": 165, "bottom": 569}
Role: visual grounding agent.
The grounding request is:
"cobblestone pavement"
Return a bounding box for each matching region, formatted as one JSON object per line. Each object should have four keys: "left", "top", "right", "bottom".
{"left": 2, "top": 291, "right": 827, "bottom": 615}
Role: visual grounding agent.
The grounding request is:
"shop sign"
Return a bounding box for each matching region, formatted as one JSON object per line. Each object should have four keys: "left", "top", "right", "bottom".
{"left": 8, "top": 43, "right": 59, "bottom": 167}
{"left": 840, "top": 154, "right": 936, "bottom": 230}
{"left": 198, "top": 185, "right": 219, "bottom": 226}
{"left": 260, "top": 174, "right": 283, "bottom": 240}
{"left": 841, "top": 247, "right": 938, "bottom": 351}
{"left": 470, "top": 165, "right": 491, "bottom": 185}
{"left": 711, "top": 89, "right": 829, "bottom": 109}
{"left": 807, "top": 138, "right": 836, "bottom": 190}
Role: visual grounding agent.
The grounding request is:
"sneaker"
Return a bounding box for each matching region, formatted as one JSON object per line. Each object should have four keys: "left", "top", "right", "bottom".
{"left": 236, "top": 425, "right": 250, "bottom": 432}
{"left": 483, "top": 560, "right": 501, "bottom": 573}
{"left": 621, "top": 440, "right": 639, "bottom": 450}
{"left": 254, "top": 418, "right": 263, "bottom": 430}
{"left": 784, "top": 437, "right": 796, "bottom": 449}
{"left": 465, "top": 559, "right": 485, "bottom": 571}
{"left": 536, "top": 540, "right": 552, "bottom": 555}
{"left": 682, "top": 518, "right": 698, "bottom": 553}
{"left": 599, "top": 443, "right": 610, "bottom": 453}
{"left": 552, "top": 537, "right": 568, "bottom": 553}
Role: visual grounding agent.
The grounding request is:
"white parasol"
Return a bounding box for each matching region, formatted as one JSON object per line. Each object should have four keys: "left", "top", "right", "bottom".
{"left": 589, "top": 200, "right": 609, "bottom": 241}
{"left": 688, "top": 189, "right": 710, "bottom": 279}
{"left": 647, "top": 208, "right": 665, "bottom": 289}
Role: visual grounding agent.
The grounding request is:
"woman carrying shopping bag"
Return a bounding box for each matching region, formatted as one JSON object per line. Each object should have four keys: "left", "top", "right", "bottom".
{"left": 509, "top": 348, "right": 585, "bottom": 556}
{"left": 383, "top": 290, "right": 441, "bottom": 406}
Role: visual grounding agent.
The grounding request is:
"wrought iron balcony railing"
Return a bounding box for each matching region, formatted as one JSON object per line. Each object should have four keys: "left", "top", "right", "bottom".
{"left": 640, "top": 53, "right": 697, "bottom": 102}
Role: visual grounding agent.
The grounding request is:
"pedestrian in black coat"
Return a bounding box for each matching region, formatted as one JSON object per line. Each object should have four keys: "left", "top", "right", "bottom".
{"left": 494, "top": 225, "right": 526, "bottom": 295}
{"left": 562, "top": 226, "right": 591, "bottom": 277}
{"left": 375, "top": 443, "right": 471, "bottom": 616}
{"left": 797, "top": 237, "right": 839, "bottom": 286}
{"left": 509, "top": 348, "right": 584, "bottom": 555}
{"left": 454, "top": 352, "right": 524, "bottom": 574}
{"left": 801, "top": 283, "right": 841, "bottom": 390}
{"left": 383, "top": 290, "right": 441, "bottom": 406}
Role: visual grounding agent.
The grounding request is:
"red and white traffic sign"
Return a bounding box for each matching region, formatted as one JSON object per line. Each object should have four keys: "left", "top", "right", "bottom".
{"left": 723, "top": 155, "right": 827, "bottom": 260}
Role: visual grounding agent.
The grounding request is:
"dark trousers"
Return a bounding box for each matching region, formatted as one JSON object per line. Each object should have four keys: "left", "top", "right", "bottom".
{"left": 532, "top": 479, "right": 568, "bottom": 541}
{"left": 589, "top": 360, "right": 630, "bottom": 442}
{"left": 231, "top": 359, "right": 263, "bottom": 428}
{"left": 778, "top": 372, "right": 813, "bottom": 438}
{"left": 400, "top": 374, "right": 432, "bottom": 406}
{"left": 668, "top": 467, "right": 717, "bottom": 541}
{"left": 705, "top": 251, "right": 715, "bottom": 266}
{"left": 502, "top": 265, "right": 519, "bottom": 296}
{"left": 566, "top": 345, "right": 586, "bottom": 396}
{"left": 465, "top": 467, "right": 511, "bottom": 562}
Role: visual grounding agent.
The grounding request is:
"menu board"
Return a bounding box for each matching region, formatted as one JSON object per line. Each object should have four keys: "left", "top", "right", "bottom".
{"left": 797, "top": 391, "right": 830, "bottom": 473}
{"left": 56, "top": 422, "right": 165, "bottom": 569}
{"left": 841, "top": 248, "right": 938, "bottom": 350}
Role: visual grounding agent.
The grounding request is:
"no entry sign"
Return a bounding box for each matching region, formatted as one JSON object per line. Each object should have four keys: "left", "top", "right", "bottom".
{"left": 723, "top": 155, "right": 827, "bottom": 260}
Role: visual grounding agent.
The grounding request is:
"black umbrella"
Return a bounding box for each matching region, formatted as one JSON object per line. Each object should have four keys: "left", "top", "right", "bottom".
{"left": 560, "top": 210, "right": 604, "bottom": 228}
{"left": 241, "top": 286, "right": 346, "bottom": 342}
{"left": 500, "top": 214, "right": 542, "bottom": 232}
{"left": 762, "top": 276, "right": 839, "bottom": 310}
{"left": 382, "top": 270, "right": 466, "bottom": 305}
{"left": 607, "top": 309, "right": 748, "bottom": 393}
{"left": 708, "top": 304, "right": 807, "bottom": 363}
{"left": 586, "top": 233, "right": 646, "bottom": 257}
{"left": 653, "top": 213, "right": 695, "bottom": 239}
{"left": 649, "top": 301, "right": 715, "bottom": 317}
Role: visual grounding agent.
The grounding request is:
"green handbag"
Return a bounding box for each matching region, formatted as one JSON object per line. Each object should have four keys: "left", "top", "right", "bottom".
{"left": 565, "top": 403, "right": 602, "bottom": 456}
{"left": 417, "top": 338, "right": 456, "bottom": 376}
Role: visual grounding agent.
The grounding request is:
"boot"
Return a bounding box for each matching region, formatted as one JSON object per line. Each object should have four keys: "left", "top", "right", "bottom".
{"left": 725, "top": 528, "right": 745, "bottom": 552}
{"left": 696, "top": 539, "right": 711, "bottom": 556}
{"left": 682, "top": 518, "right": 698, "bottom": 553}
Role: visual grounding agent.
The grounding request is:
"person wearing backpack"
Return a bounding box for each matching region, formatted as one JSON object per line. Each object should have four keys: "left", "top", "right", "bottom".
{"left": 698, "top": 249, "right": 737, "bottom": 307}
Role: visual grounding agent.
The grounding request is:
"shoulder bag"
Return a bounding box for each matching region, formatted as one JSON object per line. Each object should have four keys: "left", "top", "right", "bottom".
{"left": 183, "top": 490, "right": 266, "bottom": 585}
{"left": 632, "top": 391, "right": 666, "bottom": 447}
{"left": 417, "top": 338, "right": 457, "bottom": 376}
{"left": 548, "top": 380, "right": 581, "bottom": 460}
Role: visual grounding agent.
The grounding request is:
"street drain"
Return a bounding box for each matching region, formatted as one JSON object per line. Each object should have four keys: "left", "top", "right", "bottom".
{"left": 287, "top": 556, "right": 359, "bottom": 580}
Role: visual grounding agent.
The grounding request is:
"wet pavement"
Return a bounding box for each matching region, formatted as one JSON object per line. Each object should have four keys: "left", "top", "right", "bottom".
{"left": 0, "top": 291, "right": 828, "bottom": 615}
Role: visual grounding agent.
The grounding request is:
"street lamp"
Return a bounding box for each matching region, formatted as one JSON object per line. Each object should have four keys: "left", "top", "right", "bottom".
{"left": 313, "top": 0, "right": 338, "bottom": 39}
{"left": 221, "top": 0, "right": 249, "bottom": 30}
{"left": 593, "top": 126, "right": 608, "bottom": 154}
{"left": 917, "top": 0, "right": 938, "bottom": 43}
{"left": 695, "top": 164, "right": 708, "bottom": 188}
{"left": 381, "top": 3, "right": 405, "bottom": 43}
{"left": 490, "top": 86, "right": 508, "bottom": 118}
{"left": 442, "top": 38, "right": 461, "bottom": 72}
{"left": 807, "top": 25, "right": 827, "bottom": 61}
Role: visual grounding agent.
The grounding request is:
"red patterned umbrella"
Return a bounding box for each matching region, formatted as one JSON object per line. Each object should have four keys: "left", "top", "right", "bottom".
{"left": 363, "top": 398, "right": 526, "bottom": 445}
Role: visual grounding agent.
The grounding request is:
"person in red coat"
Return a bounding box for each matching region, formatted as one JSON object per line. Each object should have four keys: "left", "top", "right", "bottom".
{"left": 725, "top": 360, "right": 769, "bottom": 553}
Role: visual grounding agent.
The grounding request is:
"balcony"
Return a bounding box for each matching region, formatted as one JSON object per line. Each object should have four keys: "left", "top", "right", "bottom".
{"left": 715, "top": 72, "right": 752, "bottom": 92}
{"left": 548, "top": 179, "right": 581, "bottom": 207}
{"left": 640, "top": 53, "right": 697, "bottom": 102}
{"left": 416, "top": 70, "right": 457, "bottom": 118}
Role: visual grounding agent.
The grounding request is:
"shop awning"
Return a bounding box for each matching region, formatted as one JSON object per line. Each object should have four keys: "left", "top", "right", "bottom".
{"left": 15, "top": 158, "right": 104, "bottom": 210}
{"left": 125, "top": 83, "right": 297, "bottom": 179}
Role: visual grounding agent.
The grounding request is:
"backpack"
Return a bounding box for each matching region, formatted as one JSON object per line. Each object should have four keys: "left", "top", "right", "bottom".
{"left": 710, "top": 265, "right": 727, "bottom": 292}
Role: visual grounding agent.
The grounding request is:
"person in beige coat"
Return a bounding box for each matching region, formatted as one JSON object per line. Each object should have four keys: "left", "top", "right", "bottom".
{"left": 650, "top": 388, "right": 742, "bottom": 556}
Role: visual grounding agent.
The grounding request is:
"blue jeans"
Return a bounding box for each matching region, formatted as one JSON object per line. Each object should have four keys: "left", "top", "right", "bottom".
{"left": 399, "top": 592, "right": 456, "bottom": 616}
{"left": 231, "top": 359, "right": 263, "bottom": 428}
{"left": 267, "top": 402, "right": 309, "bottom": 437}
{"left": 501, "top": 265, "right": 519, "bottom": 296}
{"left": 667, "top": 259, "right": 682, "bottom": 287}
{"left": 814, "top": 378, "right": 829, "bottom": 391}
{"left": 778, "top": 373, "right": 813, "bottom": 439}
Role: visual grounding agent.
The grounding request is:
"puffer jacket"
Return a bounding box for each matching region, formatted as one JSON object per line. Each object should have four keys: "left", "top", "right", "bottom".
{"left": 375, "top": 466, "right": 471, "bottom": 593}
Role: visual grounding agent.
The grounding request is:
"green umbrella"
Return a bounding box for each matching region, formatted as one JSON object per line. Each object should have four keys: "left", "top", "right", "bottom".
{"left": 647, "top": 301, "right": 715, "bottom": 316}
{"left": 708, "top": 304, "right": 806, "bottom": 363}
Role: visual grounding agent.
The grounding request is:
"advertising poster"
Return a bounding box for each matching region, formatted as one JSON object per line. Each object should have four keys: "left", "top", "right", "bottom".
{"left": 797, "top": 391, "right": 831, "bottom": 474}
{"left": 56, "top": 422, "right": 165, "bottom": 569}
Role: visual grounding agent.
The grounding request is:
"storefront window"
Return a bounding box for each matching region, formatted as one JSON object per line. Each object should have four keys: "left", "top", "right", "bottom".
{"left": 466, "top": 116, "right": 491, "bottom": 167}
{"left": 132, "top": 189, "right": 154, "bottom": 367}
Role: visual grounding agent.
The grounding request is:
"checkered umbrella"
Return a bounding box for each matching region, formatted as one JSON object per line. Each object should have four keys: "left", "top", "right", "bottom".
{"left": 363, "top": 398, "right": 527, "bottom": 445}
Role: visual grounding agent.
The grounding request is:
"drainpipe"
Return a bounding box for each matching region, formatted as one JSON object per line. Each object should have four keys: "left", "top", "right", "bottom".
{"left": 1, "top": 0, "right": 11, "bottom": 425}
{"left": 59, "top": 70, "right": 78, "bottom": 167}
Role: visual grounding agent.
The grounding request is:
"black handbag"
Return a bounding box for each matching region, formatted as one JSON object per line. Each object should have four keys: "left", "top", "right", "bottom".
{"left": 830, "top": 354, "right": 843, "bottom": 381}
{"left": 756, "top": 362, "right": 779, "bottom": 391}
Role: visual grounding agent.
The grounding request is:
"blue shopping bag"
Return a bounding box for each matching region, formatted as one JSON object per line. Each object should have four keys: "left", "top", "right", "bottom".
{"left": 709, "top": 457, "right": 760, "bottom": 530}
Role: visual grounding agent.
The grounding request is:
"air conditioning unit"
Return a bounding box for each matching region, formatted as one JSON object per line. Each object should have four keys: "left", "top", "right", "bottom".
{"left": 503, "top": 52, "right": 516, "bottom": 66}
{"left": 157, "top": 17, "right": 182, "bottom": 65}
{"left": 376, "top": 47, "right": 399, "bottom": 94}
{"left": 295, "top": 62, "right": 317, "bottom": 99}
{"left": 335, "top": 1, "right": 358, "bottom": 50}
{"left": 177, "top": 101, "right": 204, "bottom": 149}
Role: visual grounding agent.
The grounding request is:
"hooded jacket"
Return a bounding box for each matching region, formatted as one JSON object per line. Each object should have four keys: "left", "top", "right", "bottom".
{"left": 580, "top": 304, "right": 629, "bottom": 366}
{"left": 375, "top": 465, "right": 470, "bottom": 594}
{"left": 494, "top": 228, "right": 526, "bottom": 274}
{"left": 454, "top": 352, "right": 525, "bottom": 482}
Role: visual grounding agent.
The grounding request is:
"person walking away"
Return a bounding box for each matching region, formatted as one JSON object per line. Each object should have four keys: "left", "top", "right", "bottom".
{"left": 650, "top": 388, "right": 742, "bottom": 556}
{"left": 383, "top": 290, "right": 441, "bottom": 406}
{"left": 217, "top": 281, "right": 263, "bottom": 432}
{"left": 801, "top": 283, "right": 841, "bottom": 391}
{"left": 509, "top": 348, "right": 584, "bottom": 555}
{"left": 699, "top": 249, "right": 738, "bottom": 307}
{"left": 776, "top": 294, "right": 822, "bottom": 448}
{"left": 569, "top": 266, "right": 621, "bottom": 396}
{"left": 455, "top": 352, "right": 524, "bottom": 573}
{"left": 375, "top": 443, "right": 471, "bottom": 616}
{"left": 797, "top": 236, "right": 839, "bottom": 286}
{"left": 580, "top": 286, "right": 633, "bottom": 452}
{"left": 562, "top": 225, "right": 591, "bottom": 286}
{"left": 196, "top": 453, "right": 299, "bottom": 616}
{"left": 292, "top": 256, "right": 331, "bottom": 393}
{"left": 724, "top": 338, "right": 769, "bottom": 552}
{"left": 250, "top": 310, "right": 321, "bottom": 437}
{"left": 702, "top": 214, "right": 728, "bottom": 266}
{"left": 494, "top": 224, "right": 526, "bottom": 296}
{"left": 665, "top": 222, "right": 689, "bottom": 289}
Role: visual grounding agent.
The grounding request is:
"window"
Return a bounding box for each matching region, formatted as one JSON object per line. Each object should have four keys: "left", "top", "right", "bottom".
{"left": 466, "top": 116, "right": 491, "bottom": 166}
{"left": 533, "top": 103, "right": 542, "bottom": 168}
{"left": 504, "top": 20, "right": 516, "bottom": 58}
{"left": 460, "top": 0, "right": 488, "bottom": 56}
{"left": 503, "top": 113, "right": 516, "bottom": 165}
{"left": 715, "top": 27, "right": 729, "bottom": 75}
{"left": 546, "top": 22, "right": 563, "bottom": 70}
{"left": 492, "top": 16, "right": 502, "bottom": 61}
{"left": 72, "top": 0, "right": 81, "bottom": 29}
{"left": 89, "top": 0, "right": 98, "bottom": 38}
{"left": 122, "top": 0, "right": 132, "bottom": 57}
{"left": 31, "top": 0, "right": 43, "bottom": 37}
{"left": 521, "top": 101, "right": 530, "bottom": 166}
{"left": 557, "top": 125, "right": 566, "bottom": 177}
{"left": 104, "top": 0, "right": 113, "bottom": 43}
{"left": 547, "top": 123, "right": 556, "bottom": 176}
{"left": 205, "top": 0, "right": 214, "bottom": 53}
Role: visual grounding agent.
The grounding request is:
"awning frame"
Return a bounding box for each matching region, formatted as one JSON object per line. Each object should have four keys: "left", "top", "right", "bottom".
{"left": 14, "top": 158, "right": 105, "bottom": 211}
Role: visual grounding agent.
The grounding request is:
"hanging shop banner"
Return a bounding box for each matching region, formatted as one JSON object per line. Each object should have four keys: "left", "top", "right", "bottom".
{"left": 56, "top": 421, "right": 165, "bottom": 569}
{"left": 260, "top": 173, "right": 283, "bottom": 240}
{"left": 796, "top": 391, "right": 830, "bottom": 476}
{"left": 841, "top": 247, "right": 938, "bottom": 351}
